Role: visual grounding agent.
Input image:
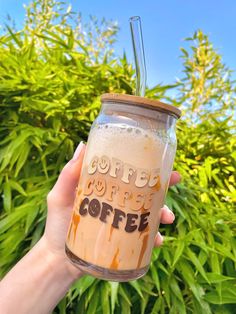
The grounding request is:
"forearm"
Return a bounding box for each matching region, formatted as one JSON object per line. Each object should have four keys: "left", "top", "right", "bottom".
{"left": 0, "top": 237, "right": 83, "bottom": 314}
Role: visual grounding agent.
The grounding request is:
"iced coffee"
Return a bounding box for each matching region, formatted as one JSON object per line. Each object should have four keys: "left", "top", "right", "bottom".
{"left": 66, "top": 94, "right": 181, "bottom": 281}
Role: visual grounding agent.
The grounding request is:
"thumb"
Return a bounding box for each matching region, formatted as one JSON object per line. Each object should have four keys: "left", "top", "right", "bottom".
{"left": 47, "top": 142, "right": 86, "bottom": 209}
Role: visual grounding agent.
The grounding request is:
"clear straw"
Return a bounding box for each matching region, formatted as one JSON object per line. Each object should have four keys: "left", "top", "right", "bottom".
{"left": 129, "top": 16, "right": 147, "bottom": 97}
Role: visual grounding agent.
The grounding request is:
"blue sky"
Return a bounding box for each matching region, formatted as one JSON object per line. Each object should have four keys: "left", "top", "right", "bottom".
{"left": 1, "top": 0, "right": 236, "bottom": 87}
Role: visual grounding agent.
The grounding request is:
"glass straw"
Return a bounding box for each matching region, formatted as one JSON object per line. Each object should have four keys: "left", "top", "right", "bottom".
{"left": 129, "top": 16, "right": 147, "bottom": 97}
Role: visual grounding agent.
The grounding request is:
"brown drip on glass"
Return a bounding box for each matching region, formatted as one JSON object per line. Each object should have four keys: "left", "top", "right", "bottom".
{"left": 110, "top": 248, "right": 120, "bottom": 269}
{"left": 137, "top": 234, "right": 149, "bottom": 268}
{"left": 72, "top": 213, "right": 80, "bottom": 244}
{"left": 139, "top": 225, "right": 149, "bottom": 239}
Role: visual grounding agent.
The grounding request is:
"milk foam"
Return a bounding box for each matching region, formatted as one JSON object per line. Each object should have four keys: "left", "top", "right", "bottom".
{"left": 85, "top": 123, "right": 175, "bottom": 179}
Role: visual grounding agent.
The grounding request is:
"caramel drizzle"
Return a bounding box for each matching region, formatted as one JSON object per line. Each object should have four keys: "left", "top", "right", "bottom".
{"left": 69, "top": 196, "right": 83, "bottom": 244}
{"left": 110, "top": 248, "right": 120, "bottom": 269}
{"left": 73, "top": 213, "right": 80, "bottom": 243}
{"left": 137, "top": 234, "right": 149, "bottom": 269}
{"left": 139, "top": 225, "right": 149, "bottom": 239}
{"left": 140, "top": 206, "right": 146, "bottom": 214}
{"left": 67, "top": 211, "right": 80, "bottom": 244}
{"left": 76, "top": 188, "right": 82, "bottom": 197}
{"left": 154, "top": 178, "right": 161, "bottom": 191}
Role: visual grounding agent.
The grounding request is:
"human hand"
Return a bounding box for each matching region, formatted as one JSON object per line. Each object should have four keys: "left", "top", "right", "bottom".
{"left": 43, "top": 142, "right": 86, "bottom": 279}
{"left": 43, "top": 142, "right": 180, "bottom": 278}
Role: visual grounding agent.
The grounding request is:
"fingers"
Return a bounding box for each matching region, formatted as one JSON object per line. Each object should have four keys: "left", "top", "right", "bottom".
{"left": 154, "top": 232, "right": 163, "bottom": 247}
{"left": 160, "top": 205, "right": 175, "bottom": 224}
{"left": 154, "top": 205, "right": 175, "bottom": 247}
{"left": 47, "top": 142, "right": 86, "bottom": 209}
{"left": 169, "top": 171, "right": 181, "bottom": 186}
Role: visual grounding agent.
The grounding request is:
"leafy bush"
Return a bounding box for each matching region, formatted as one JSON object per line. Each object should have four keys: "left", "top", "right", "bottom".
{"left": 0, "top": 1, "right": 235, "bottom": 313}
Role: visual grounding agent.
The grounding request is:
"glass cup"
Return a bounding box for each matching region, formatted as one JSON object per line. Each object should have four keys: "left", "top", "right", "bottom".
{"left": 65, "top": 93, "right": 181, "bottom": 281}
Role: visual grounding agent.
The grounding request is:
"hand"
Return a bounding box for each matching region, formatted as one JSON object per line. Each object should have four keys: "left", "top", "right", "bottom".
{"left": 43, "top": 141, "right": 86, "bottom": 278}
{"left": 43, "top": 142, "right": 180, "bottom": 278}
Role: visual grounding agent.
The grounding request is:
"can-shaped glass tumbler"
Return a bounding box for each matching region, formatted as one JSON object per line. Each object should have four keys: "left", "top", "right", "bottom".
{"left": 65, "top": 94, "right": 181, "bottom": 281}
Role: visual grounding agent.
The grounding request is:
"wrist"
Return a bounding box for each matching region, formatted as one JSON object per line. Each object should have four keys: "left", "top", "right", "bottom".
{"left": 0, "top": 236, "right": 84, "bottom": 314}
{"left": 39, "top": 236, "right": 83, "bottom": 283}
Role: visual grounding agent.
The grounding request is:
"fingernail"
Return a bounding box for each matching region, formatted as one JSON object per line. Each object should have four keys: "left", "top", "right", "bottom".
{"left": 158, "top": 232, "right": 164, "bottom": 244}
{"left": 173, "top": 171, "right": 181, "bottom": 182}
{"left": 164, "top": 205, "right": 175, "bottom": 221}
{"left": 72, "top": 142, "right": 84, "bottom": 161}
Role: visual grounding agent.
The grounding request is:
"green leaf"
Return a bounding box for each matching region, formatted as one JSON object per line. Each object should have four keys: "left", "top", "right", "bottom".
{"left": 177, "top": 260, "right": 204, "bottom": 304}
{"left": 25, "top": 205, "right": 39, "bottom": 234}
{"left": 169, "top": 276, "right": 185, "bottom": 306}
{"left": 150, "top": 296, "right": 162, "bottom": 314}
{"left": 0, "top": 209, "right": 23, "bottom": 233}
{"left": 9, "top": 180, "right": 27, "bottom": 196}
{"left": 15, "top": 144, "right": 31, "bottom": 176}
{"left": 129, "top": 280, "right": 143, "bottom": 298}
{"left": 214, "top": 243, "right": 235, "bottom": 260}
{"left": 100, "top": 282, "right": 110, "bottom": 314}
{"left": 109, "top": 281, "right": 119, "bottom": 313}
{"left": 87, "top": 288, "right": 99, "bottom": 314}
{"left": 161, "top": 274, "right": 171, "bottom": 308}
{"left": 172, "top": 240, "right": 185, "bottom": 267}
{"left": 150, "top": 263, "right": 160, "bottom": 292}
{"left": 5, "top": 25, "right": 23, "bottom": 47}
{"left": 30, "top": 220, "right": 45, "bottom": 248}
{"left": 119, "top": 297, "right": 131, "bottom": 314}
{"left": 198, "top": 273, "right": 235, "bottom": 284}
{"left": 71, "top": 276, "right": 96, "bottom": 299}
{"left": 205, "top": 284, "right": 236, "bottom": 304}
{"left": 3, "top": 181, "right": 12, "bottom": 212}
{"left": 57, "top": 297, "right": 67, "bottom": 314}
{"left": 140, "top": 292, "right": 150, "bottom": 314}
{"left": 118, "top": 285, "right": 131, "bottom": 306}
{"left": 185, "top": 247, "right": 210, "bottom": 283}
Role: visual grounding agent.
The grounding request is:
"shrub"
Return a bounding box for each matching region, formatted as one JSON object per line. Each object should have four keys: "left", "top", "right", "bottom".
{"left": 0, "top": 1, "right": 235, "bottom": 313}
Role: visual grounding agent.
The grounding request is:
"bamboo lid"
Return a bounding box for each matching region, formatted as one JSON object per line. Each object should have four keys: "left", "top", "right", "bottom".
{"left": 101, "top": 93, "right": 181, "bottom": 119}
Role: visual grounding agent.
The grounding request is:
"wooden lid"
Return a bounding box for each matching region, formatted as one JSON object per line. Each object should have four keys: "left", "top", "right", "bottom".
{"left": 101, "top": 93, "right": 181, "bottom": 119}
